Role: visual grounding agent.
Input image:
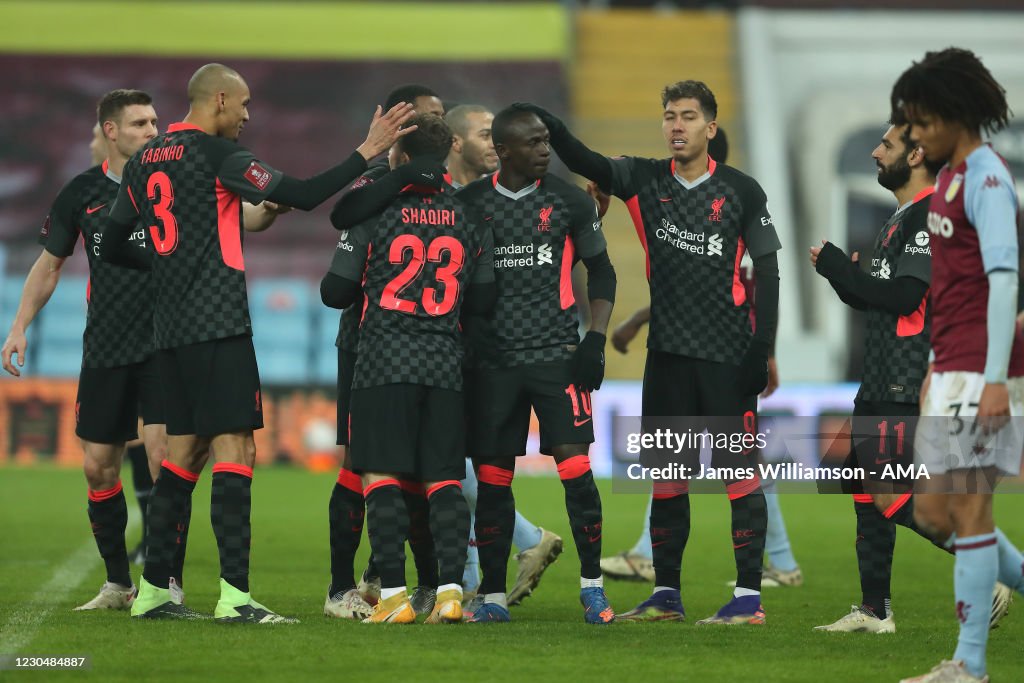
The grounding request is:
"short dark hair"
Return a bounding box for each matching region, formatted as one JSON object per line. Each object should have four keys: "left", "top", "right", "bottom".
{"left": 661, "top": 80, "right": 717, "bottom": 121}
{"left": 491, "top": 106, "right": 539, "bottom": 146}
{"left": 890, "top": 47, "right": 1011, "bottom": 136}
{"left": 97, "top": 89, "right": 153, "bottom": 127}
{"left": 708, "top": 127, "right": 728, "bottom": 164}
{"left": 384, "top": 84, "right": 439, "bottom": 113}
{"left": 888, "top": 114, "right": 945, "bottom": 178}
{"left": 396, "top": 114, "right": 453, "bottom": 162}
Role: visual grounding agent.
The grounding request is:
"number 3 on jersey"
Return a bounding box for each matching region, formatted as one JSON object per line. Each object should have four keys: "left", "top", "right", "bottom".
{"left": 146, "top": 171, "right": 178, "bottom": 255}
{"left": 381, "top": 234, "right": 465, "bottom": 315}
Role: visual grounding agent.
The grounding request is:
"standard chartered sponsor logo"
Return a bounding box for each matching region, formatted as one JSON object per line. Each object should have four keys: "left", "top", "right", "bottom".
{"left": 707, "top": 233, "right": 723, "bottom": 256}
{"left": 538, "top": 243, "right": 553, "bottom": 265}
{"left": 494, "top": 242, "right": 553, "bottom": 268}
{"left": 656, "top": 218, "right": 720, "bottom": 257}
{"left": 871, "top": 257, "right": 891, "bottom": 279}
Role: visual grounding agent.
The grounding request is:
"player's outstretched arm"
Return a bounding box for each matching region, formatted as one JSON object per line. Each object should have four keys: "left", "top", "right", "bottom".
{"left": 1, "top": 250, "right": 66, "bottom": 376}
{"left": 511, "top": 103, "right": 614, "bottom": 193}
{"left": 611, "top": 306, "right": 650, "bottom": 354}
{"left": 329, "top": 158, "right": 446, "bottom": 231}
{"left": 263, "top": 103, "right": 417, "bottom": 212}
{"left": 813, "top": 241, "right": 926, "bottom": 316}
{"left": 242, "top": 201, "right": 291, "bottom": 233}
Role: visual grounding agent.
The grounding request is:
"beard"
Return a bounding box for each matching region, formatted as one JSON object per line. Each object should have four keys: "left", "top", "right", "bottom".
{"left": 876, "top": 158, "right": 911, "bottom": 191}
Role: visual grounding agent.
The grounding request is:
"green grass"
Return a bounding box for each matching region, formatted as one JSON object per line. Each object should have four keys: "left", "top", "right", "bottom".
{"left": 1, "top": 467, "right": 1023, "bottom": 682}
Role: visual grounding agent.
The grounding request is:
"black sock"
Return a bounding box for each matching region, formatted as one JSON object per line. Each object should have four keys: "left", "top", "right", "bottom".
{"left": 854, "top": 498, "right": 895, "bottom": 618}
{"left": 427, "top": 483, "right": 471, "bottom": 587}
{"left": 650, "top": 492, "right": 690, "bottom": 590}
{"left": 87, "top": 483, "right": 131, "bottom": 587}
{"left": 126, "top": 444, "right": 152, "bottom": 550}
{"left": 730, "top": 488, "right": 768, "bottom": 590}
{"left": 143, "top": 464, "right": 196, "bottom": 589}
{"left": 211, "top": 465, "right": 252, "bottom": 594}
{"left": 365, "top": 481, "right": 408, "bottom": 589}
{"left": 402, "top": 484, "right": 438, "bottom": 588}
{"left": 474, "top": 466, "right": 516, "bottom": 595}
{"left": 557, "top": 457, "right": 603, "bottom": 580}
{"left": 171, "top": 495, "right": 192, "bottom": 587}
{"left": 884, "top": 494, "right": 952, "bottom": 554}
{"left": 328, "top": 469, "right": 365, "bottom": 594}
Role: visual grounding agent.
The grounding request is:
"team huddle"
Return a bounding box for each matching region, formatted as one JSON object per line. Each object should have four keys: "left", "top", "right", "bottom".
{"left": 3, "top": 47, "right": 1024, "bottom": 682}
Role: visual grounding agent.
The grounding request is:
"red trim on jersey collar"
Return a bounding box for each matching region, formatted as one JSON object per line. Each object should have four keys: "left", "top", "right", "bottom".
{"left": 912, "top": 186, "right": 935, "bottom": 204}
{"left": 669, "top": 155, "right": 716, "bottom": 178}
{"left": 167, "top": 122, "right": 204, "bottom": 133}
{"left": 101, "top": 159, "right": 109, "bottom": 174}
{"left": 491, "top": 173, "right": 541, "bottom": 191}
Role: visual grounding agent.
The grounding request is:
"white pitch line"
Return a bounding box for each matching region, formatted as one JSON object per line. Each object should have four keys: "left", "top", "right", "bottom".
{"left": 0, "top": 509, "right": 140, "bottom": 655}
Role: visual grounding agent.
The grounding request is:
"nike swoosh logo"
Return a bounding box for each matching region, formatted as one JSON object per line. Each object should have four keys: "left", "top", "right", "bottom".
{"left": 659, "top": 197, "right": 672, "bottom": 203}
{"left": 484, "top": 216, "right": 493, "bottom": 221}
{"left": 733, "top": 542, "right": 751, "bottom": 549}
{"left": 422, "top": 173, "right": 435, "bottom": 180}
{"left": 574, "top": 418, "right": 592, "bottom": 427}
{"left": 875, "top": 458, "right": 892, "bottom": 465}
{"left": 588, "top": 534, "right": 601, "bottom": 543}
{"left": 85, "top": 204, "right": 107, "bottom": 214}
{"left": 651, "top": 541, "right": 668, "bottom": 548}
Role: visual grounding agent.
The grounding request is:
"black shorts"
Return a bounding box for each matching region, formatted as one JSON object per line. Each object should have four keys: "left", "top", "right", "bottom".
{"left": 158, "top": 334, "right": 263, "bottom": 438}
{"left": 640, "top": 351, "right": 759, "bottom": 473}
{"left": 469, "top": 360, "right": 595, "bottom": 458}
{"left": 75, "top": 355, "right": 163, "bottom": 444}
{"left": 336, "top": 348, "right": 356, "bottom": 446}
{"left": 850, "top": 399, "right": 919, "bottom": 486}
{"left": 349, "top": 383, "right": 465, "bottom": 481}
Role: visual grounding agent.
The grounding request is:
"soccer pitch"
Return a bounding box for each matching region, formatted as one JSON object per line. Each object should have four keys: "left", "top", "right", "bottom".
{"left": 1, "top": 467, "right": 1022, "bottom": 682}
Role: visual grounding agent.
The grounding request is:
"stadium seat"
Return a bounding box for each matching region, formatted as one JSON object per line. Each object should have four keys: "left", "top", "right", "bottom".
{"left": 256, "top": 347, "right": 309, "bottom": 385}
{"left": 34, "top": 343, "right": 82, "bottom": 377}
{"left": 313, "top": 345, "right": 338, "bottom": 386}
{"left": 249, "top": 278, "right": 315, "bottom": 384}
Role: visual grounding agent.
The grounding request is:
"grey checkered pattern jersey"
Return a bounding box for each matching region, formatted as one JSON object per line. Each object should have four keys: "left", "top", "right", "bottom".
{"left": 456, "top": 173, "right": 607, "bottom": 368}
{"left": 328, "top": 186, "right": 494, "bottom": 391}
{"left": 610, "top": 157, "right": 781, "bottom": 364}
{"left": 38, "top": 163, "right": 154, "bottom": 368}
{"left": 856, "top": 194, "right": 932, "bottom": 404}
{"left": 334, "top": 159, "right": 390, "bottom": 351}
{"left": 109, "top": 122, "right": 284, "bottom": 350}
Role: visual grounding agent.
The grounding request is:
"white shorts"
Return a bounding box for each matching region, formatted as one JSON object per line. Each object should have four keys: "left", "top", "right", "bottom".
{"left": 916, "top": 371, "right": 1024, "bottom": 476}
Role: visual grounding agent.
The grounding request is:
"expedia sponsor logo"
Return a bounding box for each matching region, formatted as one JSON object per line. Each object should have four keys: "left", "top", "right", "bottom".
{"left": 336, "top": 230, "right": 353, "bottom": 252}
{"left": 904, "top": 230, "right": 931, "bottom": 256}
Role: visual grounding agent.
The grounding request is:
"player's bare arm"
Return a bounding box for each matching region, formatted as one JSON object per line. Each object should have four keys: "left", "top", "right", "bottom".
{"left": 1, "top": 250, "right": 67, "bottom": 376}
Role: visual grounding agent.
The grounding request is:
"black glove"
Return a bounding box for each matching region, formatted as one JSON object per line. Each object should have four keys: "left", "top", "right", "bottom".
{"left": 397, "top": 157, "right": 447, "bottom": 190}
{"left": 814, "top": 241, "right": 851, "bottom": 280}
{"left": 571, "top": 331, "right": 606, "bottom": 392}
{"left": 462, "top": 315, "right": 503, "bottom": 366}
{"left": 510, "top": 102, "right": 567, "bottom": 138}
{"left": 737, "top": 338, "right": 771, "bottom": 397}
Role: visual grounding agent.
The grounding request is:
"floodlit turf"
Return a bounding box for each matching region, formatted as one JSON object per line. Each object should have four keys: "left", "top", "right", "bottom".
{"left": 1, "top": 466, "right": 1023, "bottom": 682}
